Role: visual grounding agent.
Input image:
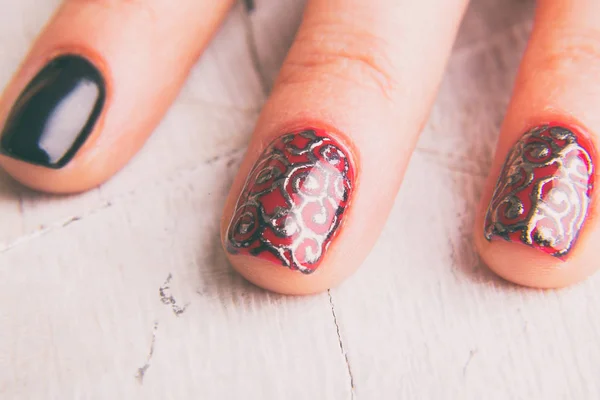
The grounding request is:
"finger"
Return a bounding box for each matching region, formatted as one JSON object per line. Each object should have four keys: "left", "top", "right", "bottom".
{"left": 0, "top": 0, "right": 234, "bottom": 193}
{"left": 476, "top": 0, "right": 600, "bottom": 288}
{"left": 221, "top": 0, "right": 468, "bottom": 294}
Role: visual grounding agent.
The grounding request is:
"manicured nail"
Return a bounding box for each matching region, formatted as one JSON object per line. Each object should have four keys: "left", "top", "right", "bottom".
{"left": 226, "top": 128, "right": 355, "bottom": 274}
{"left": 484, "top": 124, "right": 594, "bottom": 258}
{"left": 0, "top": 55, "right": 106, "bottom": 169}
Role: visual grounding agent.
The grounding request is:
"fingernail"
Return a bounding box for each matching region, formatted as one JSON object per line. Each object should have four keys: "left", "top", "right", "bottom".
{"left": 484, "top": 124, "right": 594, "bottom": 258}
{"left": 0, "top": 55, "right": 106, "bottom": 169}
{"left": 226, "top": 128, "right": 355, "bottom": 274}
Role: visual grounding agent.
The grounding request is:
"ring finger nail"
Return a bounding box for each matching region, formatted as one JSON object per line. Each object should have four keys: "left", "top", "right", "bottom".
{"left": 484, "top": 124, "right": 595, "bottom": 258}
{"left": 226, "top": 128, "right": 355, "bottom": 274}
{"left": 0, "top": 54, "right": 105, "bottom": 169}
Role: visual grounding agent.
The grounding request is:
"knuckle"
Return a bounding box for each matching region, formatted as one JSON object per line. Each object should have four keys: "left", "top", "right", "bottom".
{"left": 538, "top": 28, "right": 600, "bottom": 76}
{"left": 72, "top": 0, "right": 139, "bottom": 6}
{"left": 277, "top": 21, "right": 399, "bottom": 101}
{"left": 70, "top": 0, "right": 155, "bottom": 17}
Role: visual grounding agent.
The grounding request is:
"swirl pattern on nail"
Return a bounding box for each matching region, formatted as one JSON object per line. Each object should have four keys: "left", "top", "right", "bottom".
{"left": 226, "top": 128, "right": 355, "bottom": 273}
{"left": 484, "top": 125, "right": 594, "bottom": 257}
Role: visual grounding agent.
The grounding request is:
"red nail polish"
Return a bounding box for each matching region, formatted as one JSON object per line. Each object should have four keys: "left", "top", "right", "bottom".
{"left": 484, "top": 124, "right": 594, "bottom": 258}
{"left": 226, "top": 128, "right": 355, "bottom": 273}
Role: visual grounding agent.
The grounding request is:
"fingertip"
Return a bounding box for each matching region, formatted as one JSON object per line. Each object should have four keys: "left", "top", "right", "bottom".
{"left": 224, "top": 253, "right": 338, "bottom": 295}
{"left": 0, "top": 141, "right": 127, "bottom": 194}
{"left": 220, "top": 127, "right": 359, "bottom": 295}
{"left": 0, "top": 0, "right": 236, "bottom": 194}
{"left": 475, "top": 234, "right": 598, "bottom": 289}
{"left": 474, "top": 192, "right": 600, "bottom": 289}
{"left": 219, "top": 0, "right": 468, "bottom": 294}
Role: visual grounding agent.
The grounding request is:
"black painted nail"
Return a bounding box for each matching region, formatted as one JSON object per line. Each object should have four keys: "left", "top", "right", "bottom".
{"left": 0, "top": 55, "right": 105, "bottom": 169}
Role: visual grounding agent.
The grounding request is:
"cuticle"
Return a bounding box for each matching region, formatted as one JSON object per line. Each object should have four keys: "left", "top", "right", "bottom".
{"left": 268, "top": 119, "right": 361, "bottom": 176}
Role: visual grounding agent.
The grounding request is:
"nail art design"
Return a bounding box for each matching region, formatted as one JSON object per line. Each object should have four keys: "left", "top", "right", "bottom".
{"left": 484, "top": 125, "right": 594, "bottom": 257}
{"left": 0, "top": 55, "right": 105, "bottom": 168}
{"left": 226, "top": 128, "right": 355, "bottom": 273}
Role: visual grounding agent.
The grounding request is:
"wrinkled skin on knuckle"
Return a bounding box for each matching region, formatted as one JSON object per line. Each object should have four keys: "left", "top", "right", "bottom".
{"left": 531, "top": 27, "right": 600, "bottom": 83}
{"left": 276, "top": 21, "right": 400, "bottom": 101}
{"left": 68, "top": 0, "right": 158, "bottom": 19}
{"left": 71, "top": 0, "right": 147, "bottom": 6}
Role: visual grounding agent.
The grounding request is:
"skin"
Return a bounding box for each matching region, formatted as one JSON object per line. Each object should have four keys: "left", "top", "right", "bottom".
{"left": 0, "top": 0, "right": 598, "bottom": 294}
{"left": 474, "top": 0, "right": 600, "bottom": 288}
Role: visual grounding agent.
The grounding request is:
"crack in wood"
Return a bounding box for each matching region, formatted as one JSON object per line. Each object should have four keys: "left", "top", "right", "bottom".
{"left": 328, "top": 290, "right": 355, "bottom": 398}
{"left": 159, "top": 273, "right": 189, "bottom": 317}
{"left": 0, "top": 201, "right": 113, "bottom": 255}
{"left": 239, "top": 1, "right": 270, "bottom": 96}
{"left": 243, "top": 0, "right": 255, "bottom": 13}
{"left": 463, "top": 348, "right": 479, "bottom": 378}
{"left": 0, "top": 148, "right": 245, "bottom": 257}
{"left": 62, "top": 215, "right": 82, "bottom": 227}
{"left": 136, "top": 321, "right": 159, "bottom": 384}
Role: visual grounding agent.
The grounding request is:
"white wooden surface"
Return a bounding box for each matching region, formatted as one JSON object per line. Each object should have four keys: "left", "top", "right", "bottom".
{"left": 1, "top": 0, "right": 599, "bottom": 399}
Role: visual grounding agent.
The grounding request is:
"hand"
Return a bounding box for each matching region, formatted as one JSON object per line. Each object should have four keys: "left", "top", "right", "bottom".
{"left": 0, "top": 0, "right": 597, "bottom": 294}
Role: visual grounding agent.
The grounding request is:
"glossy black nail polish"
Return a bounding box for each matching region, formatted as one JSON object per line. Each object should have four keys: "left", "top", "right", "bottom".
{"left": 0, "top": 55, "right": 105, "bottom": 168}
